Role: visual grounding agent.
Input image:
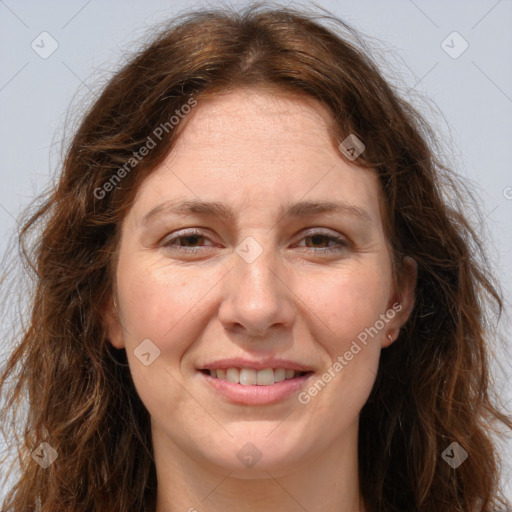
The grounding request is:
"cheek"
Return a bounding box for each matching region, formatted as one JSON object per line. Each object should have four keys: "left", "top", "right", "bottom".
{"left": 301, "top": 263, "right": 392, "bottom": 350}
{"left": 116, "top": 257, "right": 216, "bottom": 418}
{"left": 115, "top": 253, "right": 230, "bottom": 408}
{"left": 117, "top": 254, "right": 217, "bottom": 345}
{"left": 296, "top": 264, "right": 391, "bottom": 409}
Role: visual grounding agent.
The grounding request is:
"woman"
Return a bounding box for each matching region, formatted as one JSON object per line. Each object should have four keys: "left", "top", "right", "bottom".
{"left": 1, "top": 4, "right": 510, "bottom": 511}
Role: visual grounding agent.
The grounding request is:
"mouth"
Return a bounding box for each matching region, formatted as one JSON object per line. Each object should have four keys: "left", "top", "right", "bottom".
{"left": 199, "top": 367, "right": 311, "bottom": 385}
{"left": 197, "top": 366, "right": 315, "bottom": 405}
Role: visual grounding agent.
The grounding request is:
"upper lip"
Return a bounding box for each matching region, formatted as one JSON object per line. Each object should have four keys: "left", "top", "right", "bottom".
{"left": 198, "top": 358, "right": 315, "bottom": 372}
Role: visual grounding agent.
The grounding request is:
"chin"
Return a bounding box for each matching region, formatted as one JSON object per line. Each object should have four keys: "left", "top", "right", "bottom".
{"left": 196, "top": 428, "right": 313, "bottom": 477}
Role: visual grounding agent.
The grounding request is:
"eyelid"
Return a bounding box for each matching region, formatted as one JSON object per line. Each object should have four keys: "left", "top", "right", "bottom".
{"left": 161, "top": 227, "right": 349, "bottom": 253}
{"left": 160, "top": 228, "right": 215, "bottom": 250}
{"left": 298, "top": 227, "right": 346, "bottom": 240}
{"left": 292, "top": 228, "right": 350, "bottom": 251}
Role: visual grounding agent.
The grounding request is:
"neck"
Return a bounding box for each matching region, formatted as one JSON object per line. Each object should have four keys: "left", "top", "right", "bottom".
{"left": 153, "top": 421, "right": 365, "bottom": 512}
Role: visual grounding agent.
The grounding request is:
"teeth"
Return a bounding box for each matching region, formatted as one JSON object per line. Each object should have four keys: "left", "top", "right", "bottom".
{"left": 240, "top": 368, "right": 257, "bottom": 385}
{"left": 274, "top": 368, "right": 286, "bottom": 383}
{"left": 256, "top": 368, "right": 274, "bottom": 385}
{"left": 207, "top": 367, "right": 304, "bottom": 385}
{"left": 226, "top": 368, "right": 239, "bottom": 383}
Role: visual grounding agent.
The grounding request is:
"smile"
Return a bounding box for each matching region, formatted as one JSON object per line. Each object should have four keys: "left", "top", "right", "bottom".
{"left": 198, "top": 368, "right": 314, "bottom": 405}
{"left": 201, "top": 367, "right": 308, "bottom": 385}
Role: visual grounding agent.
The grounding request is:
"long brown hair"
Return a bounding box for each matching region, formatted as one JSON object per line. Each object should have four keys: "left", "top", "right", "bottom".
{"left": 1, "top": 3, "right": 511, "bottom": 511}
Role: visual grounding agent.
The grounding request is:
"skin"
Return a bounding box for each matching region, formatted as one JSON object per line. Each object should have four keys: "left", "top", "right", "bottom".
{"left": 105, "top": 88, "right": 417, "bottom": 512}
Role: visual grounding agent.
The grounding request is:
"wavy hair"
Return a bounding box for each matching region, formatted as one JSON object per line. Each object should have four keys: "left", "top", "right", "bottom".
{"left": 1, "top": 3, "right": 511, "bottom": 511}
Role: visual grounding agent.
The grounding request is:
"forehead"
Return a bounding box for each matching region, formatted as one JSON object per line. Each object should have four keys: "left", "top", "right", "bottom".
{"left": 128, "top": 88, "right": 384, "bottom": 227}
{"left": 180, "top": 88, "right": 335, "bottom": 146}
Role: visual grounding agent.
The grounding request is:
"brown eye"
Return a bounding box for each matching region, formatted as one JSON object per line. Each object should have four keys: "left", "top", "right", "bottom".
{"left": 296, "top": 230, "right": 349, "bottom": 253}
{"left": 305, "top": 234, "right": 335, "bottom": 248}
{"left": 162, "top": 229, "right": 214, "bottom": 252}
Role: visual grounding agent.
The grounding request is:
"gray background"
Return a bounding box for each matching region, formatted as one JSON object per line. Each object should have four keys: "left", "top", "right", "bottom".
{"left": 1, "top": 0, "right": 511, "bottom": 504}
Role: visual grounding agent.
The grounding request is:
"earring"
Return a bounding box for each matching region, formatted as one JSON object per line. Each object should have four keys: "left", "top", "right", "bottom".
{"left": 113, "top": 297, "right": 118, "bottom": 309}
{"left": 386, "top": 332, "right": 393, "bottom": 342}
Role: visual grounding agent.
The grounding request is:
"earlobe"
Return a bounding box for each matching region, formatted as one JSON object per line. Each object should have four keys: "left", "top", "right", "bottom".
{"left": 103, "top": 297, "right": 126, "bottom": 349}
{"left": 383, "top": 256, "right": 418, "bottom": 347}
{"left": 399, "top": 255, "right": 418, "bottom": 323}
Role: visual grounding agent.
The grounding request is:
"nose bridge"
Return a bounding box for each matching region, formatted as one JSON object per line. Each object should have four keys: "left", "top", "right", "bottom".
{"left": 235, "top": 233, "right": 283, "bottom": 305}
{"left": 219, "top": 233, "right": 294, "bottom": 335}
{"left": 237, "top": 236, "right": 278, "bottom": 293}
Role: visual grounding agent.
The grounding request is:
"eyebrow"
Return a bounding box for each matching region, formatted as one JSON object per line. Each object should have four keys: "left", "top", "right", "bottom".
{"left": 140, "top": 198, "right": 373, "bottom": 226}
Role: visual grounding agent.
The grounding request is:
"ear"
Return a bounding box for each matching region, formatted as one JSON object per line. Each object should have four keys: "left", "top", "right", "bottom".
{"left": 103, "top": 294, "right": 126, "bottom": 350}
{"left": 382, "top": 255, "right": 418, "bottom": 348}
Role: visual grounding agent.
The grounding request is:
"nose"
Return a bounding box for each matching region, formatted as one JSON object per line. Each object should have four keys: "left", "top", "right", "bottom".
{"left": 218, "top": 242, "right": 296, "bottom": 339}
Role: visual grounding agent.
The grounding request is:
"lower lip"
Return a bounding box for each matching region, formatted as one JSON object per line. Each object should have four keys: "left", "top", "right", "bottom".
{"left": 199, "top": 371, "right": 314, "bottom": 405}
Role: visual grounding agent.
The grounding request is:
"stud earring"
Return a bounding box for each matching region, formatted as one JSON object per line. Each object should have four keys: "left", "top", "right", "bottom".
{"left": 386, "top": 332, "right": 393, "bottom": 342}
{"left": 113, "top": 297, "right": 118, "bottom": 309}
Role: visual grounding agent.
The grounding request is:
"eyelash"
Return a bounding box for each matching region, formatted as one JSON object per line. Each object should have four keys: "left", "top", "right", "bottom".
{"left": 161, "top": 229, "right": 349, "bottom": 254}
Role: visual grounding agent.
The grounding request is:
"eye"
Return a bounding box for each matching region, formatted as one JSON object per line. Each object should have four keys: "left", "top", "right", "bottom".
{"left": 161, "top": 229, "right": 215, "bottom": 253}
{"left": 293, "top": 230, "right": 349, "bottom": 253}
{"left": 160, "top": 228, "right": 349, "bottom": 254}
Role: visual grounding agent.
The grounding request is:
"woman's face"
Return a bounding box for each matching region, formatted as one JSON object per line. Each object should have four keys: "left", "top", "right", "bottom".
{"left": 106, "top": 88, "right": 415, "bottom": 478}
